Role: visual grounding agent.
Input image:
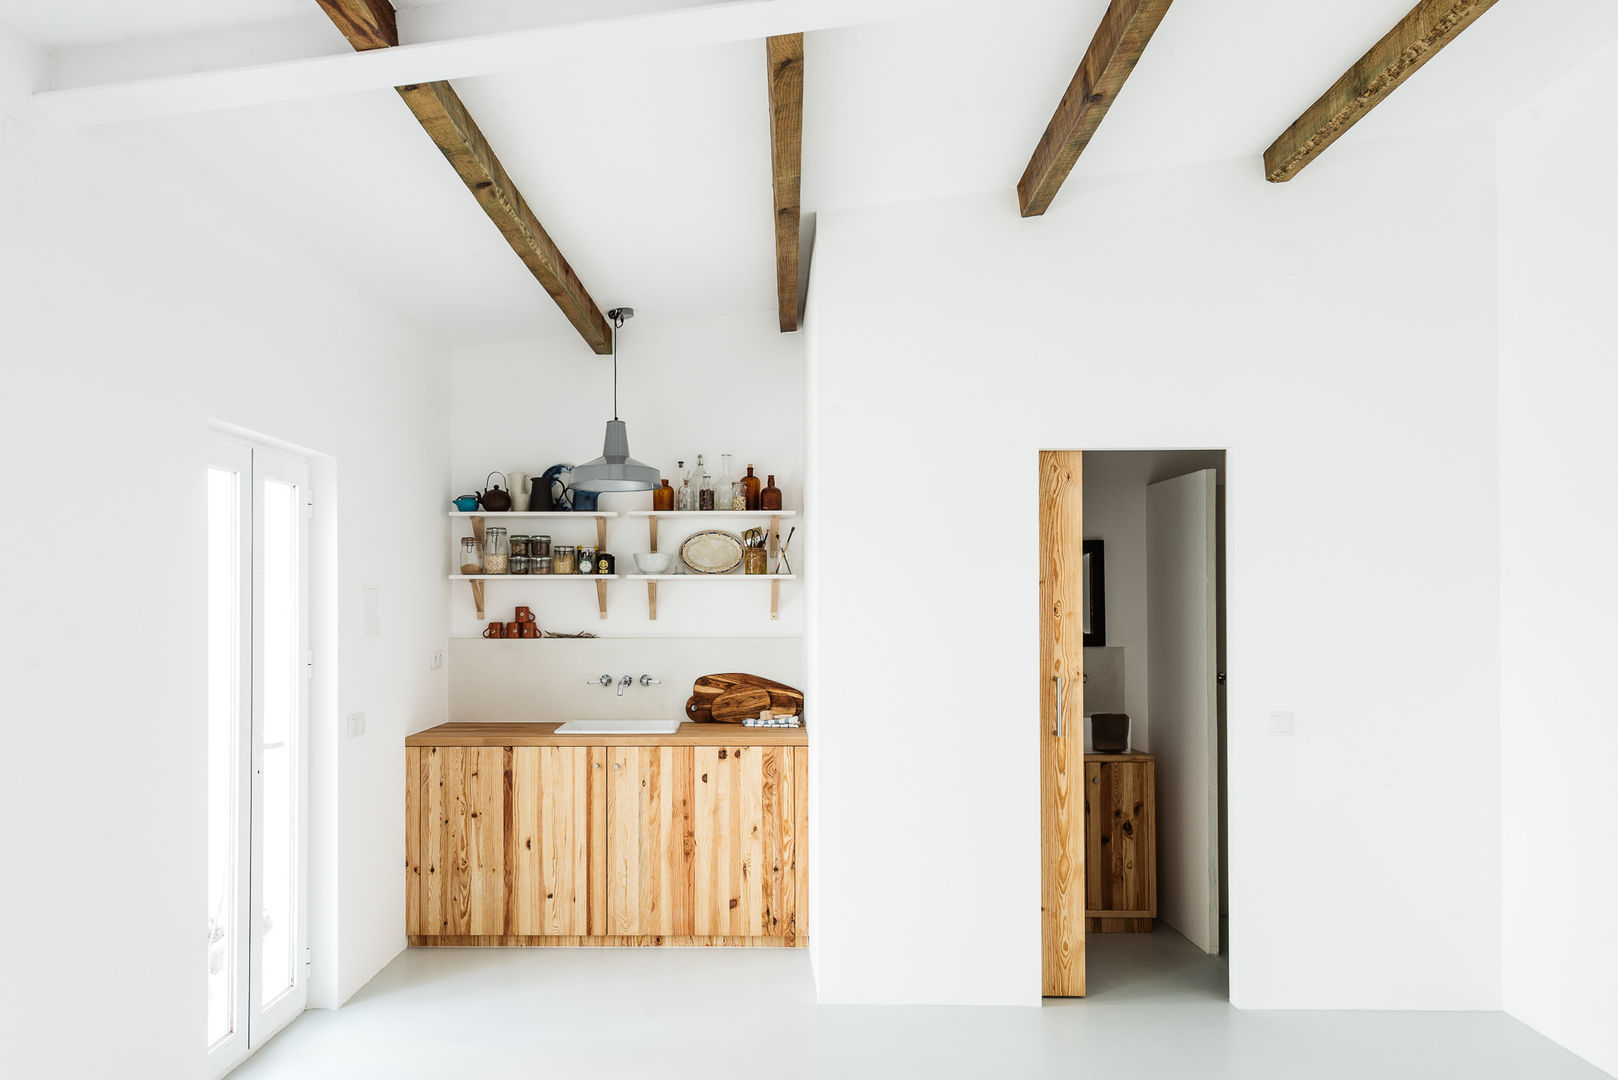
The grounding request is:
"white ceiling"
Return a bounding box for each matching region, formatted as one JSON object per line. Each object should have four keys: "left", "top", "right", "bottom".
{"left": 9, "top": 0, "right": 1618, "bottom": 346}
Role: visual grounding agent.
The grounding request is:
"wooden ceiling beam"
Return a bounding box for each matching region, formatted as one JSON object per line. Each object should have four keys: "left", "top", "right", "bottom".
{"left": 1016, "top": 0, "right": 1175, "bottom": 218}
{"left": 316, "top": 0, "right": 611, "bottom": 353}
{"left": 767, "top": 33, "right": 804, "bottom": 334}
{"left": 1264, "top": 0, "right": 1500, "bottom": 183}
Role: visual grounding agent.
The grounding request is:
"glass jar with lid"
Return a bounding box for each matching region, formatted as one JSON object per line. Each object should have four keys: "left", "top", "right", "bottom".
{"left": 458, "top": 536, "right": 483, "bottom": 575}
{"left": 510, "top": 554, "right": 530, "bottom": 575}
{"left": 484, "top": 527, "right": 510, "bottom": 574}
{"left": 510, "top": 534, "right": 531, "bottom": 560}
{"left": 533, "top": 556, "right": 554, "bottom": 575}
{"left": 532, "top": 534, "right": 552, "bottom": 559}
{"left": 552, "top": 544, "right": 577, "bottom": 575}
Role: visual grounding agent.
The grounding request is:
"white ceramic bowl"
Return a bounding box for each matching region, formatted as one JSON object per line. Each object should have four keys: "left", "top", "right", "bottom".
{"left": 633, "top": 552, "right": 674, "bottom": 574}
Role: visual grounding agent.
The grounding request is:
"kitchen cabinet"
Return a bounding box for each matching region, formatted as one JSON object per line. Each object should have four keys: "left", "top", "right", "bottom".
{"left": 1084, "top": 752, "right": 1156, "bottom": 933}
{"left": 405, "top": 724, "right": 807, "bottom": 946}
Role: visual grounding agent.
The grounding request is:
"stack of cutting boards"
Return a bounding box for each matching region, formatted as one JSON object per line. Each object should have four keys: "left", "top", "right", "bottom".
{"left": 686, "top": 673, "right": 804, "bottom": 724}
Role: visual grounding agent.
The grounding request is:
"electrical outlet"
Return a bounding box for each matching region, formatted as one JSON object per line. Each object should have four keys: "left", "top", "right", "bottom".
{"left": 430, "top": 649, "right": 444, "bottom": 671}
{"left": 346, "top": 712, "right": 366, "bottom": 739}
{"left": 1267, "top": 711, "right": 1295, "bottom": 736}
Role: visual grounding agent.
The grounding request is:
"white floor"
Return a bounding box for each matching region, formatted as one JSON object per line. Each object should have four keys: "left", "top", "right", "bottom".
{"left": 231, "top": 930, "right": 1610, "bottom": 1079}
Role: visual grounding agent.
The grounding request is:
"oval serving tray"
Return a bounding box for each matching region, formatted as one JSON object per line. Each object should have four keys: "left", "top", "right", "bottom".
{"left": 679, "top": 529, "right": 745, "bottom": 574}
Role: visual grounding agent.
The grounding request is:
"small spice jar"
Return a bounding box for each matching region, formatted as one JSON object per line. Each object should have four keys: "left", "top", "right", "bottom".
{"left": 511, "top": 555, "right": 530, "bottom": 575}
{"left": 483, "top": 527, "right": 509, "bottom": 574}
{"left": 552, "top": 545, "right": 577, "bottom": 575}
{"left": 458, "top": 536, "right": 483, "bottom": 575}
{"left": 510, "top": 534, "right": 531, "bottom": 559}
{"left": 532, "top": 556, "right": 553, "bottom": 575}
{"left": 532, "top": 534, "right": 551, "bottom": 559}
{"left": 596, "top": 551, "right": 616, "bottom": 576}
{"left": 578, "top": 546, "right": 597, "bottom": 574}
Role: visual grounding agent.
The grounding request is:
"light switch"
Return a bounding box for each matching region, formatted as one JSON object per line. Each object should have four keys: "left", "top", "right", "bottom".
{"left": 1268, "top": 711, "right": 1295, "bottom": 736}
{"left": 430, "top": 649, "right": 444, "bottom": 671}
{"left": 346, "top": 712, "right": 366, "bottom": 739}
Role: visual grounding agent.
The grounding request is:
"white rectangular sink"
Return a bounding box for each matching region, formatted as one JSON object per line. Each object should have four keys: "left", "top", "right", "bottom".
{"left": 554, "top": 719, "right": 683, "bottom": 735}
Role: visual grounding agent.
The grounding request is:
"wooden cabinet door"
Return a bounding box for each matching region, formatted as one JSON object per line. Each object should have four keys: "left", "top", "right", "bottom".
{"left": 406, "top": 745, "right": 508, "bottom": 937}
{"left": 1085, "top": 760, "right": 1156, "bottom": 932}
{"left": 605, "top": 744, "right": 805, "bottom": 942}
{"left": 510, "top": 746, "right": 606, "bottom": 937}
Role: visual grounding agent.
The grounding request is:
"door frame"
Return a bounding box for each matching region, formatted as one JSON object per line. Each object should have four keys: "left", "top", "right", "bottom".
{"left": 207, "top": 434, "right": 312, "bottom": 1078}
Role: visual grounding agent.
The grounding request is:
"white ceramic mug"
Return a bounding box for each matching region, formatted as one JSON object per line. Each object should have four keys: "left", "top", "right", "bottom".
{"left": 507, "top": 471, "right": 532, "bottom": 512}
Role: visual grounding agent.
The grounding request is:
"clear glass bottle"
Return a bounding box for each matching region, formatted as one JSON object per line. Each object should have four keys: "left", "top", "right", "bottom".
{"left": 484, "top": 527, "right": 510, "bottom": 574}
{"left": 676, "top": 459, "right": 694, "bottom": 511}
{"left": 717, "top": 453, "right": 738, "bottom": 510}
{"left": 699, "top": 468, "right": 715, "bottom": 511}
{"left": 741, "top": 465, "right": 762, "bottom": 511}
{"left": 458, "top": 536, "right": 484, "bottom": 575}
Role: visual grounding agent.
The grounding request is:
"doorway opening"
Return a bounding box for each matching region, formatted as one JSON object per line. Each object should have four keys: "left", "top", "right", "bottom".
{"left": 207, "top": 433, "right": 313, "bottom": 1077}
{"left": 1040, "top": 450, "right": 1229, "bottom": 1001}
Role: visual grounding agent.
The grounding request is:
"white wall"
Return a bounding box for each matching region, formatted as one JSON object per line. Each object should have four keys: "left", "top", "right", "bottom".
{"left": 445, "top": 314, "right": 804, "bottom": 641}
{"left": 1498, "top": 37, "right": 1618, "bottom": 1079}
{"left": 806, "top": 131, "right": 1502, "bottom": 1007}
{"left": 0, "top": 36, "right": 448, "bottom": 1076}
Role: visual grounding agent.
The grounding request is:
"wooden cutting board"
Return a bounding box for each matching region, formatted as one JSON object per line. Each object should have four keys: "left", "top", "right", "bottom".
{"left": 688, "top": 673, "right": 803, "bottom": 722}
{"left": 709, "top": 685, "right": 774, "bottom": 724}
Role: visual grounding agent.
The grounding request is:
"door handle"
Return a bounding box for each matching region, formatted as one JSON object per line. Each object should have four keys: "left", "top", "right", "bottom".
{"left": 1053, "top": 675, "right": 1064, "bottom": 738}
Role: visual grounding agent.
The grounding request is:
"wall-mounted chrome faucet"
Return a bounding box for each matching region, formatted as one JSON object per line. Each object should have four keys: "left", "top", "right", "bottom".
{"left": 586, "top": 674, "right": 661, "bottom": 696}
{"left": 618, "top": 674, "right": 634, "bottom": 696}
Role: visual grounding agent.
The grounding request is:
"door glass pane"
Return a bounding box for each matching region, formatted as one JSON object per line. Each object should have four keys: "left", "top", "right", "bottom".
{"left": 206, "top": 467, "right": 241, "bottom": 1049}
{"left": 260, "top": 478, "right": 299, "bottom": 1003}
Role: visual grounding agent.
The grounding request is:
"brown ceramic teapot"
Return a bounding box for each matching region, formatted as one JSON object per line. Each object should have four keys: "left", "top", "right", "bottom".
{"left": 478, "top": 471, "right": 513, "bottom": 512}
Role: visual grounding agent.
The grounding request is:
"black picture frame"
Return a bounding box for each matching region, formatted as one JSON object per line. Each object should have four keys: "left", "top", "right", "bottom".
{"left": 1082, "top": 539, "right": 1106, "bottom": 647}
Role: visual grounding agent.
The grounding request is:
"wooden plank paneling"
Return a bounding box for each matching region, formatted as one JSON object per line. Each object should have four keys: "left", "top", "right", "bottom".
{"left": 444, "top": 749, "right": 471, "bottom": 934}
{"left": 759, "top": 747, "right": 784, "bottom": 937}
{"left": 587, "top": 746, "right": 608, "bottom": 935}
{"left": 1040, "top": 450, "right": 1086, "bottom": 995}
{"left": 739, "top": 746, "right": 766, "bottom": 935}
{"left": 511, "top": 746, "right": 542, "bottom": 935}
{"left": 1085, "top": 759, "right": 1156, "bottom": 933}
{"left": 792, "top": 747, "right": 808, "bottom": 942}
{"left": 405, "top": 747, "right": 421, "bottom": 935}
{"left": 766, "top": 33, "right": 804, "bottom": 332}
{"left": 780, "top": 746, "right": 798, "bottom": 944}
{"left": 668, "top": 747, "right": 696, "bottom": 936}
{"left": 315, "top": 0, "right": 611, "bottom": 353}
{"left": 470, "top": 748, "right": 506, "bottom": 934}
{"left": 1263, "top": 0, "right": 1501, "bottom": 182}
{"left": 607, "top": 748, "right": 641, "bottom": 935}
{"left": 540, "top": 747, "right": 590, "bottom": 936}
{"left": 423, "top": 747, "right": 445, "bottom": 935}
{"left": 1017, "top": 0, "right": 1176, "bottom": 216}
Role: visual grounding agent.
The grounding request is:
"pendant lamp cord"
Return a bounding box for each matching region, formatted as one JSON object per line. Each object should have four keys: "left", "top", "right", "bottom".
{"left": 611, "top": 310, "right": 622, "bottom": 421}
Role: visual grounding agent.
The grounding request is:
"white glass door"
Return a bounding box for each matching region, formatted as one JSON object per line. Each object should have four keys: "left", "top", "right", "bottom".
{"left": 208, "top": 438, "right": 310, "bottom": 1078}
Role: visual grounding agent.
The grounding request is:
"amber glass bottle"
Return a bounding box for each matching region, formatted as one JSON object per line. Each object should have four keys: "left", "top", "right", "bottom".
{"left": 760, "top": 474, "right": 782, "bottom": 511}
{"left": 653, "top": 478, "right": 675, "bottom": 511}
{"left": 741, "top": 465, "right": 762, "bottom": 511}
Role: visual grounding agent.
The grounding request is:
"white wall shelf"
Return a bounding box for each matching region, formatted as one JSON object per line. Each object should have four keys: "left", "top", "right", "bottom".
{"left": 451, "top": 510, "right": 619, "bottom": 618}
{"left": 632, "top": 509, "right": 798, "bottom": 622}
{"left": 624, "top": 510, "right": 796, "bottom": 518}
{"left": 449, "top": 574, "right": 624, "bottom": 581}
{"left": 449, "top": 510, "right": 618, "bottom": 518}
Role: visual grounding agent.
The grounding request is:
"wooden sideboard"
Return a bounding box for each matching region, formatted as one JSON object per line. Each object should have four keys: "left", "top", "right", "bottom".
{"left": 404, "top": 723, "right": 807, "bottom": 946}
{"left": 1085, "top": 750, "right": 1156, "bottom": 933}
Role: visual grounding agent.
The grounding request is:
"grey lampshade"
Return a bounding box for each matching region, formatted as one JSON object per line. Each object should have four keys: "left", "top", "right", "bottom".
{"left": 570, "top": 419, "right": 659, "bottom": 493}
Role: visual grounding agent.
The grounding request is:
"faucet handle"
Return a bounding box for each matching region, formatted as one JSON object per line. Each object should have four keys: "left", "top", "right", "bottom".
{"left": 639, "top": 675, "right": 662, "bottom": 687}
{"left": 586, "top": 674, "right": 612, "bottom": 687}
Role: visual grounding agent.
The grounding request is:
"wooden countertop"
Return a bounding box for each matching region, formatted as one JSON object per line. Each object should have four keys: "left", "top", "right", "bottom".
{"left": 1084, "top": 749, "right": 1153, "bottom": 762}
{"left": 407, "top": 722, "right": 808, "bottom": 748}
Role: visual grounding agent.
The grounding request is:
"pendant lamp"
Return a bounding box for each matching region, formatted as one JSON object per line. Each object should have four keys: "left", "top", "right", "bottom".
{"left": 569, "top": 307, "right": 660, "bottom": 494}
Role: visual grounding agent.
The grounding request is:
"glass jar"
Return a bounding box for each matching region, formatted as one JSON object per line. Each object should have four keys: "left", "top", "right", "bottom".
{"left": 552, "top": 545, "right": 577, "bottom": 575}
{"left": 743, "top": 547, "right": 767, "bottom": 575}
{"left": 533, "top": 556, "right": 554, "bottom": 576}
{"left": 458, "top": 536, "right": 483, "bottom": 575}
{"left": 578, "top": 546, "right": 597, "bottom": 574}
{"left": 511, "top": 555, "right": 530, "bottom": 575}
{"left": 532, "top": 534, "right": 551, "bottom": 559}
{"left": 510, "top": 534, "right": 530, "bottom": 559}
{"left": 484, "top": 527, "right": 510, "bottom": 574}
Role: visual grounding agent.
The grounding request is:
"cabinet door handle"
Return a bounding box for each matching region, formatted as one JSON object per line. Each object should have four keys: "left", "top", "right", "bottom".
{"left": 1053, "top": 675, "right": 1064, "bottom": 738}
